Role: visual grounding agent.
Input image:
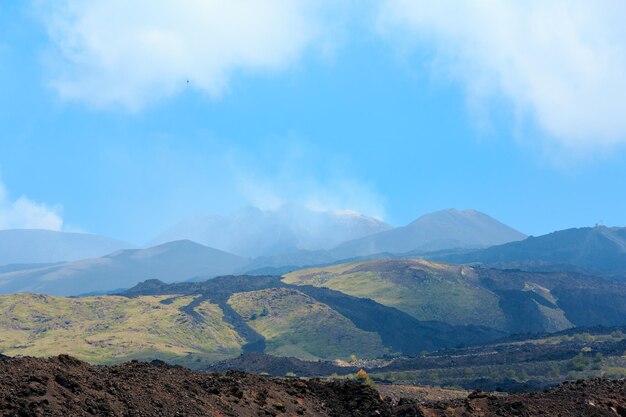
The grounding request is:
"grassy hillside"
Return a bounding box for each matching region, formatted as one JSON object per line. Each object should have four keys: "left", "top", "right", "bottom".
{"left": 0, "top": 293, "right": 243, "bottom": 367}
{"left": 228, "top": 288, "right": 386, "bottom": 360}
{"left": 283, "top": 259, "right": 508, "bottom": 329}
{"left": 284, "top": 258, "right": 626, "bottom": 335}
{"left": 3, "top": 261, "right": 625, "bottom": 367}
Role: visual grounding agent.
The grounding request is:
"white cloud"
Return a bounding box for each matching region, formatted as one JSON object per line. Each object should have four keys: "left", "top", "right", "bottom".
{"left": 377, "top": 0, "right": 626, "bottom": 150}
{"left": 36, "top": 0, "right": 347, "bottom": 110}
{"left": 0, "top": 177, "right": 63, "bottom": 230}
{"left": 227, "top": 140, "right": 387, "bottom": 220}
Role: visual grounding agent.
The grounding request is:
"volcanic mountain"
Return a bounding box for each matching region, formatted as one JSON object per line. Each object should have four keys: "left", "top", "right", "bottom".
{"left": 0, "top": 240, "right": 247, "bottom": 295}
{"left": 438, "top": 226, "right": 626, "bottom": 279}
{"left": 149, "top": 204, "right": 392, "bottom": 258}
{"left": 0, "top": 229, "right": 133, "bottom": 266}
{"left": 330, "top": 208, "right": 526, "bottom": 259}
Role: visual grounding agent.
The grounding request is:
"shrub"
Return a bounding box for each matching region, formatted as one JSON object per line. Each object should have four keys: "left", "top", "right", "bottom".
{"left": 611, "top": 330, "right": 625, "bottom": 339}
{"left": 570, "top": 353, "right": 589, "bottom": 371}
{"left": 355, "top": 369, "right": 375, "bottom": 388}
{"left": 574, "top": 333, "right": 593, "bottom": 342}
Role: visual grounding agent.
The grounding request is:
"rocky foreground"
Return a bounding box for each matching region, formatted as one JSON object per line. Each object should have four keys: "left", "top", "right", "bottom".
{"left": 1, "top": 355, "right": 625, "bottom": 417}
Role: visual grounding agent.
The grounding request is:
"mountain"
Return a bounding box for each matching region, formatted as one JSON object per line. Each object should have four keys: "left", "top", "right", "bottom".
{"left": 2, "top": 260, "right": 625, "bottom": 367}
{"left": 0, "top": 240, "right": 247, "bottom": 296}
{"left": 0, "top": 273, "right": 504, "bottom": 367}
{"left": 284, "top": 258, "right": 626, "bottom": 333}
{"left": 149, "top": 204, "right": 392, "bottom": 257}
{"left": 0, "top": 229, "right": 133, "bottom": 266}
{"left": 330, "top": 209, "right": 526, "bottom": 258}
{"left": 437, "top": 226, "right": 626, "bottom": 279}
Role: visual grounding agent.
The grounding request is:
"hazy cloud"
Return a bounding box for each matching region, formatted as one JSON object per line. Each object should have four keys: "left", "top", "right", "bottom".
{"left": 377, "top": 0, "right": 626, "bottom": 150}
{"left": 227, "top": 141, "right": 387, "bottom": 220}
{"left": 0, "top": 177, "right": 63, "bottom": 230}
{"left": 36, "top": 0, "right": 347, "bottom": 110}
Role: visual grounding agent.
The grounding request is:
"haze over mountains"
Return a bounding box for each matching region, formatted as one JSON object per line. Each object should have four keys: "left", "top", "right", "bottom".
{"left": 0, "top": 229, "right": 133, "bottom": 265}
{"left": 3, "top": 206, "right": 626, "bottom": 296}
{"left": 0, "top": 207, "right": 534, "bottom": 295}
{"left": 149, "top": 204, "right": 392, "bottom": 257}
{"left": 0, "top": 240, "right": 247, "bottom": 295}
{"left": 331, "top": 208, "right": 526, "bottom": 258}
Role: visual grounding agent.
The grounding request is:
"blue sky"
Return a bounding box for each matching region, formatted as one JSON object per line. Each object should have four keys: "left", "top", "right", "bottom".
{"left": 1, "top": 1, "right": 626, "bottom": 244}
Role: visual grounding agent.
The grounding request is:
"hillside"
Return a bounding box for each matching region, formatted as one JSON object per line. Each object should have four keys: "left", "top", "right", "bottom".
{"left": 207, "top": 326, "right": 626, "bottom": 392}
{"left": 149, "top": 204, "right": 392, "bottom": 257}
{"left": 0, "top": 273, "right": 505, "bottom": 366}
{"left": 287, "top": 259, "right": 507, "bottom": 329}
{"left": 2, "top": 260, "right": 626, "bottom": 366}
{"left": 0, "top": 240, "right": 248, "bottom": 296}
{"left": 2, "top": 355, "right": 626, "bottom": 417}
{"left": 0, "top": 293, "right": 243, "bottom": 366}
{"left": 122, "top": 275, "right": 503, "bottom": 357}
{"left": 330, "top": 209, "right": 526, "bottom": 258}
{"left": 284, "top": 258, "right": 626, "bottom": 333}
{"left": 437, "top": 226, "right": 626, "bottom": 279}
{"left": 0, "top": 355, "right": 392, "bottom": 417}
{"left": 0, "top": 229, "right": 133, "bottom": 266}
{"left": 229, "top": 287, "right": 386, "bottom": 360}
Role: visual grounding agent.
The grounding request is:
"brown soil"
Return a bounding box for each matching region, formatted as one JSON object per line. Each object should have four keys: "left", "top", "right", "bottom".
{"left": 381, "top": 379, "right": 626, "bottom": 417}
{"left": 0, "top": 355, "right": 390, "bottom": 417}
{"left": 453, "top": 379, "right": 626, "bottom": 417}
{"left": 376, "top": 384, "right": 470, "bottom": 403}
{"left": 1, "top": 355, "right": 626, "bottom": 417}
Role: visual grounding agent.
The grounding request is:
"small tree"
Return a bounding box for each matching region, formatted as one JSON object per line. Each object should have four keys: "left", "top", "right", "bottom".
{"left": 592, "top": 353, "right": 604, "bottom": 370}
{"left": 611, "top": 330, "right": 625, "bottom": 339}
{"left": 570, "top": 353, "right": 588, "bottom": 371}
{"left": 356, "top": 369, "right": 375, "bottom": 388}
{"left": 548, "top": 363, "right": 561, "bottom": 378}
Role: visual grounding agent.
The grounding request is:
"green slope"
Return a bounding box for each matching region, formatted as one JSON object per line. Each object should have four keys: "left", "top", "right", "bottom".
{"left": 3, "top": 261, "right": 625, "bottom": 366}
{"left": 283, "top": 259, "right": 508, "bottom": 330}
{"left": 228, "top": 288, "right": 386, "bottom": 360}
{"left": 0, "top": 293, "right": 243, "bottom": 366}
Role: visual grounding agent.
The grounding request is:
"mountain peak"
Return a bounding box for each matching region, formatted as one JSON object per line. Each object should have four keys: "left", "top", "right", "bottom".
{"left": 332, "top": 209, "right": 526, "bottom": 258}
{"left": 149, "top": 205, "right": 391, "bottom": 257}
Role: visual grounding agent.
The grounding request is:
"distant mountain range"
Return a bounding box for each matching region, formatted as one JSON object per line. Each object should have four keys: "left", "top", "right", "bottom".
{"left": 0, "top": 240, "right": 247, "bottom": 295}
{"left": 0, "top": 229, "right": 133, "bottom": 265}
{"left": 5, "top": 208, "right": 626, "bottom": 296}
{"left": 436, "top": 226, "right": 626, "bottom": 279}
{"left": 244, "top": 208, "right": 527, "bottom": 272}
{"left": 148, "top": 205, "right": 392, "bottom": 258}
{"left": 331, "top": 208, "right": 526, "bottom": 258}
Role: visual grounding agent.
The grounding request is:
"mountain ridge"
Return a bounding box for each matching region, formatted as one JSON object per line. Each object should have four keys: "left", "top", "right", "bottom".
{"left": 0, "top": 240, "right": 247, "bottom": 295}
{"left": 331, "top": 208, "right": 526, "bottom": 259}
{"left": 0, "top": 229, "right": 134, "bottom": 266}
{"left": 436, "top": 226, "right": 626, "bottom": 279}
{"left": 148, "top": 204, "right": 392, "bottom": 258}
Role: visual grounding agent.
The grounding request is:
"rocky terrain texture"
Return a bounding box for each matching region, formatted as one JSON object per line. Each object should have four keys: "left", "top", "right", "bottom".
{"left": 412, "top": 379, "right": 626, "bottom": 417}
{"left": 0, "top": 355, "right": 388, "bottom": 417}
{"left": 1, "top": 355, "right": 626, "bottom": 417}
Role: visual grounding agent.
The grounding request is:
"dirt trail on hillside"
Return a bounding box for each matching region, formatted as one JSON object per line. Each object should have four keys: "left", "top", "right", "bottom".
{"left": 1, "top": 355, "right": 626, "bottom": 417}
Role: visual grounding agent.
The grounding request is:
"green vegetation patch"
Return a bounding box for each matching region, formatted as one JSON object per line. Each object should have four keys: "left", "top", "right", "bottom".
{"left": 228, "top": 287, "right": 386, "bottom": 360}
{"left": 0, "top": 293, "right": 243, "bottom": 366}
{"left": 284, "top": 259, "right": 507, "bottom": 329}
